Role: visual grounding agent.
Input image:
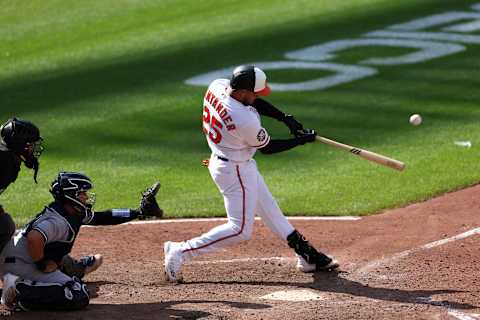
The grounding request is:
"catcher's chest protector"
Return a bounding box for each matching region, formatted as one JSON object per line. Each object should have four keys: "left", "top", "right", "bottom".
{"left": 24, "top": 203, "right": 82, "bottom": 262}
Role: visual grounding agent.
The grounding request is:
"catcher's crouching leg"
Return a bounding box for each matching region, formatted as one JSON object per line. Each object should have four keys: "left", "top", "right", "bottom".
{"left": 61, "top": 254, "right": 103, "bottom": 279}
{"left": 15, "top": 277, "right": 89, "bottom": 311}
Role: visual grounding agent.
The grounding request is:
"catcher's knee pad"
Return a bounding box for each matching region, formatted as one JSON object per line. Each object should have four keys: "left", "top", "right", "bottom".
{"left": 16, "top": 277, "right": 89, "bottom": 311}
{"left": 0, "top": 213, "right": 15, "bottom": 252}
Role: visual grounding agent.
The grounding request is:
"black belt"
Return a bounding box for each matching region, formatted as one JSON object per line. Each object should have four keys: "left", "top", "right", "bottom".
{"left": 4, "top": 257, "right": 15, "bottom": 263}
{"left": 215, "top": 155, "right": 229, "bottom": 162}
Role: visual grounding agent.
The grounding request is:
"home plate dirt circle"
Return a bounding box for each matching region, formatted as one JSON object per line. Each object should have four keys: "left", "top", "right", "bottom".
{"left": 260, "top": 289, "right": 325, "bottom": 301}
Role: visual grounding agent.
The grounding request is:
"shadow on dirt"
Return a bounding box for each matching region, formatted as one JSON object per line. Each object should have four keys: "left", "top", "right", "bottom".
{"left": 312, "top": 272, "right": 479, "bottom": 310}
{"left": 184, "top": 270, "right": 478, "bottom": 311}
{"left": 3, "top": 299, "right": 271, "bottom": 320}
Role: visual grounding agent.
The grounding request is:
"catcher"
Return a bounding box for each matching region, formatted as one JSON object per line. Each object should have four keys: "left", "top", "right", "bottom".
{"left": 0, "top": 171, "right": 163, "bottom": 311}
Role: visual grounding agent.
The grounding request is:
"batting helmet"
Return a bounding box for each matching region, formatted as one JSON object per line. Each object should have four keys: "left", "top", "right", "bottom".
{"left": 230, "top": 65, "right": 271, "bottom": 96}
{"left": 50, "top": 172, "right": 95, "bottom": 219}
{"left": 0, "top": 117, "right": 43, "bottom": 158}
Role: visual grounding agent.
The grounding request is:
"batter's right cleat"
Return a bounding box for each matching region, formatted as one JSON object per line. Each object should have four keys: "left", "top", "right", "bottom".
{"left": 296, "top": 254, "right": 340, "bottom": 273}
{"left": 164, "top": 241, "right": 184, "bottom": 283}
{"left": 81, "top": 254, "right": 104, "bottom": 276}
{"left": 1, "top": 273, "right": 18, "bottom": 310}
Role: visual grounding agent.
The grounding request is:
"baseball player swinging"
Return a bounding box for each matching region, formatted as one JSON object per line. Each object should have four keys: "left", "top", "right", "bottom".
{"left": 0, "top": 171, "right": 162, "bottom": 311}
{"left": 164, "top": 65, "right": 339, "bottom": 282}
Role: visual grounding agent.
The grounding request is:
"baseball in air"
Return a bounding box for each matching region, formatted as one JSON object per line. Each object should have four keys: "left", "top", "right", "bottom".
{"left": 409, "top": 114, "right": 422, "bottom": 126}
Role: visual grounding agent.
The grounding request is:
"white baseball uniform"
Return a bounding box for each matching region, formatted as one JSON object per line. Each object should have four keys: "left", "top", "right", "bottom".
{"left": 180, "top": 79, "right": 295, "bottom": 260}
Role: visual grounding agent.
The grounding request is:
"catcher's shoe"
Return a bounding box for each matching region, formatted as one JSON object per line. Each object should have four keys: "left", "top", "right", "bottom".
{"left": 296, "top": 254, "right": 339, "bottom": 273}
{"left": 140, "top": 182, "right": 163, "bottom": 217}
{"left": 80, "top": 254, "right": 104, "bottom": 276}
{"left": 164, "top": 241, "right": 184, "bottom": 282}
{"left": 1, "top": 273, "right": 18, "bottom": 310}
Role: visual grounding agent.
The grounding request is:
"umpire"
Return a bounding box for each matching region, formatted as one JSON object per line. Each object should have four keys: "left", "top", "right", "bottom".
{"left": 0, "top": 118, "right": 44, "bottom": 254}
{"left": 0, "top": 171, "right": 162, "bottom": 311}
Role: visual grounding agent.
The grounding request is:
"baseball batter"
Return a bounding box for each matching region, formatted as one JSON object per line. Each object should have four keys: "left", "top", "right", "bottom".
{"left": 164, "top": 65, "right": 339, "bottom": 282}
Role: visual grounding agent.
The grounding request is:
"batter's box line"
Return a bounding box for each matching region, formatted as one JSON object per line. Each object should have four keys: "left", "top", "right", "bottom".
{"left": 417, "top": 297, "right": 480, "bottom": 320}
{"left": 79, "top": 216, "right": 361, "bottom": 229}
{"left": 120, "top": 216, "right": 361, "bottom": 226}
{"left": 355, "top": 227, "right": 480, "bottom": 276}
{"left": 189, "top": 256, "right": 296, "bottom": 265}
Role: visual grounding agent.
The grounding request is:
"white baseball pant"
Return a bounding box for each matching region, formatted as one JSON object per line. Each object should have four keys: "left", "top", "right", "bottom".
{"left": 181, "top": 155, "right": 295, "bottom": 260}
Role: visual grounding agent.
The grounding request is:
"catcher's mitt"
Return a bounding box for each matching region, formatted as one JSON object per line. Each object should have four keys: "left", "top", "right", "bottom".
{"left": 139, "top": 181, "right": 163, "bottom": 218}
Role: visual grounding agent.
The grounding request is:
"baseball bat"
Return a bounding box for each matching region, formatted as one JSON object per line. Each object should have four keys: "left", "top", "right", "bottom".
{"left": 315, "top": 136, "right": 405, "bottom": 171}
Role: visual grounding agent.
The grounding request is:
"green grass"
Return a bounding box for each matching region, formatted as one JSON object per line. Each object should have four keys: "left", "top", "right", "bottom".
{"left": 1, "top": 0, "right": 479, "bottom": 225}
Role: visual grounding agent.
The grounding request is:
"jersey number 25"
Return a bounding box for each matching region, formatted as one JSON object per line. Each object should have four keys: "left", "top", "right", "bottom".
{"left": 202, "top": 106, "right": 223, "bottom": 144}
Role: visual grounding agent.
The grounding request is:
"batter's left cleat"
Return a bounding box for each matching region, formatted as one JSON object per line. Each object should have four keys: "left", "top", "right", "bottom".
{"left": 164, "top": 241, "right": 184, "bottom": 283}
{"left": 1, "top": 273, "right": 18, "bottom": 310}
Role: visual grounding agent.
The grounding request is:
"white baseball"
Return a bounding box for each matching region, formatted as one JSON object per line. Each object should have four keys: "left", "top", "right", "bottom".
{"left": 409, "top": 114, "right": 422, "bottom": 126}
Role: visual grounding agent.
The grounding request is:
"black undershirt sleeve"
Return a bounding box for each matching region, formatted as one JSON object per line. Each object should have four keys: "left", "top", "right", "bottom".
{"left": 259, "top": 138, "right": 302, "bottom": 154}
{"left": 87, "top": 209, "right": 141, "bottom": 225}
{"left": 252, "top": 98, "right": 286, "bottom": 121}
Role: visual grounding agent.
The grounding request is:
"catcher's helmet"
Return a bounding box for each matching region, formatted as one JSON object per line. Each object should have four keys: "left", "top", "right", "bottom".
{"left": 50, "top": 172, "right": 95, "bottom": 218}
{"left": 0, "top": 117, "right": 43, "bottom": 158}
{"left": 230, "top": 65, "right": 271, "bottom": 96}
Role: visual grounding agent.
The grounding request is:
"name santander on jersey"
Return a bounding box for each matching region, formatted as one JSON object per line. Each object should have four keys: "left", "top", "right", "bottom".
{"left": 202, "top": 79, "right": 270, "bottom": 161}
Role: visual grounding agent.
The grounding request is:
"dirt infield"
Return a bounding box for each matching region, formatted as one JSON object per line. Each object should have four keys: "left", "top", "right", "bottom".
{"left": 2, "top": 184, "right": 480, "bottom": 319}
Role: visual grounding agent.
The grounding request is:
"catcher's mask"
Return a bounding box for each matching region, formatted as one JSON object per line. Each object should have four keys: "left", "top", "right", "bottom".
{"left": 50, "top": 172, "right": 95, "bottom": 221}
{"left": 230, "top": 65, "right": 271, "bottom": 96}
{"left": 0, "top": 117, "right": 44, "bottom": 183}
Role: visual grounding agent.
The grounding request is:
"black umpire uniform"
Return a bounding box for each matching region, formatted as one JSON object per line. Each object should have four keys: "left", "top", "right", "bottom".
{"left": 0, "top": 118, "right": 43, "bottom": 252}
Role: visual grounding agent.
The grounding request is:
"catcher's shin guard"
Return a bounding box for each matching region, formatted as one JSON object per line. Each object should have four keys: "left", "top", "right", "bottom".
{"left": 15, "top": 277, "right": 89, "bottom": 311}
{"left": 287, "top": 230, "right": 338, "bottom": 271}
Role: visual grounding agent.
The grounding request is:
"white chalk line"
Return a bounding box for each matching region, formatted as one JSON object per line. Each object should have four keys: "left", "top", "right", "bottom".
{"left": 356, "top": 227, "right": 480, "bottom": 275}
{"left": 417, "top": 298, "right": 480, "bottom": 320}
{"left": 190, "top": 227, "right": 480, "bottom": 269}
{"left": 83, "top": 216, "right": 360, "bottom": 228}
{"left": 190, "top": 256, "right": 295, "bottom": 265}
{"left": 189, "top": 228, "right": 479, "bottom": 309}
{"left": 356, "top": 227, "right": 480, "bottom": 318}
{"left": 448, "top": 309, "right": 480, "bottom": 320}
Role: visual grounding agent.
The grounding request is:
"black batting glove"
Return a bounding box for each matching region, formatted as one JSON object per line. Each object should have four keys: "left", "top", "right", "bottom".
{"left": 295, "top": 129, "right": 317, "bottom": 145}
{"left": 283, "top": 115, "right": 304, "bottom": 136}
